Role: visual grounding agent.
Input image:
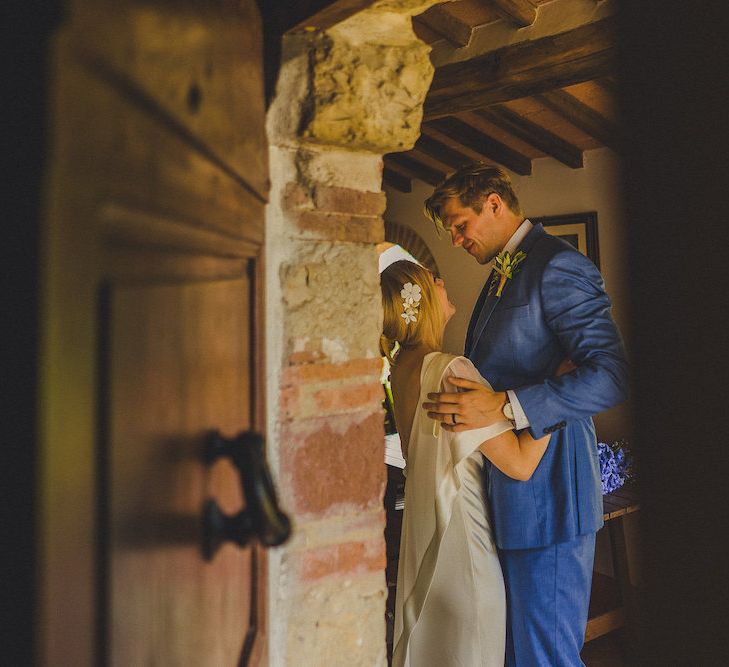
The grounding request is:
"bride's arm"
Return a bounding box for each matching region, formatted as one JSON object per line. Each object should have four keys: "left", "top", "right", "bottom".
{"left": 478, "top": 430, "right": 550, "bottom": 481}
{"left": 477, "top": 360, "right": 573, "bottom": 479}
{"left": 439, "top": 357, "right": 550, "bottom": 480}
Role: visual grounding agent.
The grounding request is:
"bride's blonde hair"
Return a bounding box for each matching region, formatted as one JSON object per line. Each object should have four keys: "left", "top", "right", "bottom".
{"left": 380, "top": 260, "right": 444, "bottom": 363}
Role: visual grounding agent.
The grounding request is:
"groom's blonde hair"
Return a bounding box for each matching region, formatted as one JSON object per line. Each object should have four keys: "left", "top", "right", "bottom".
{"left": 424, "top": 162, "right": 523, "bottom": 230}
{"left": 380, "top": 260, "right": 444, "bottom": 362}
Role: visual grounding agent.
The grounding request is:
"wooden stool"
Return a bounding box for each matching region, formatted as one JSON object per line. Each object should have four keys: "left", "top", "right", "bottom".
{"left": 585, "top": 485, "right": 640, "bottom": 646}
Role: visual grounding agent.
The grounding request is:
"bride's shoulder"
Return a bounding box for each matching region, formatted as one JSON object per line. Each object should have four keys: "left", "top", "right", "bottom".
{"left": 444, "top": 355, "right": 479, "bottom": 376}
{"left": 418, "top": 352, "right": 454, "bottom": 387}
{"left": 420, "top": 353, "right": 482, "bottom": 387}
{"left": 421, "top": 351, "right": 458, "bottom": 377}
{"left": 442, "top": 355, "right": 490, "bottom": 388}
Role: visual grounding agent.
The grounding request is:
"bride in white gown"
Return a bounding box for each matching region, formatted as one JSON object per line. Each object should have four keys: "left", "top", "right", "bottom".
{"left": 380, "top": 260, "right": 551, "bottom": 667}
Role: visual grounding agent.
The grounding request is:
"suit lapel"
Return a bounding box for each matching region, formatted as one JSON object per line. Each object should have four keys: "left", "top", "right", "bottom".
{"left": 466, "top": 279, "right": 500, "bottom": 357}
{"left": 465, "top": 269, "right": 494, "bottom": 354}
{"left": 466, "top": 224, "right": 546, "bottom": 358}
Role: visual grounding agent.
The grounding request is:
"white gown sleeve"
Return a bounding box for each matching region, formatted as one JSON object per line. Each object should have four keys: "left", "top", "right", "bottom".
{"left": 442, "top": 357, "right": 514, "bottom": 465}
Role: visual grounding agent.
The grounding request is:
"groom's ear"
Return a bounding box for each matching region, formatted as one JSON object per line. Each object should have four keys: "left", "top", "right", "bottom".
{"left": 485, "top": 192, "right": 502, "bottom": 215}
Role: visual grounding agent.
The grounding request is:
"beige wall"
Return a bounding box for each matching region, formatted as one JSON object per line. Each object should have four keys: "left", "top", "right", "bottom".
{"left": 384, "top": 147, "right": 632, "bottom": 443}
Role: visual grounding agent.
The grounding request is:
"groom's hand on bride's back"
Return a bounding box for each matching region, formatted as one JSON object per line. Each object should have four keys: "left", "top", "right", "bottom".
{"left": 422, "top": 380, "right": 507, "bottom": 432}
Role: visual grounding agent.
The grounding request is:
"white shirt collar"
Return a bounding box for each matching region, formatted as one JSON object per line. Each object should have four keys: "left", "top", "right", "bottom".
{"left": 502, "top": 219, "right": 533, "bottom": 255}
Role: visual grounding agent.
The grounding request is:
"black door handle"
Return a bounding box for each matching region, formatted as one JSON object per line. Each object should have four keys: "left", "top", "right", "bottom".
{"left": 202, "top": 430, "right": 291, "bottom": 561}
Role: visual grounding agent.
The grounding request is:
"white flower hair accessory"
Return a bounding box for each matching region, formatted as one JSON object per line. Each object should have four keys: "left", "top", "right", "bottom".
{"left": 400, "top": 282, "right": 422, "bottom": 324}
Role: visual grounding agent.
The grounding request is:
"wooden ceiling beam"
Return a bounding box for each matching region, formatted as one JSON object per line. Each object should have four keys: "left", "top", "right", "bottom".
{"left": 476, "top": 105, "right": 584, "bottom": 168}
{"left": 414, "top": 133, "right": 475, "bottom": 171}
{"left": 424, "top": 17, "right": 616, "bottom": 120}
{"left": 384, "top": 153, "right": 446, "bottom": 187}
{"left": 489, "top": 0, "right": 537, "bottom": 28}
{"left": 425, "top": 117, "right": 532, "bottom": 175}
{"left": 535, "top": 89, "right": 619, "bottom": 153}
{"left": 382, "top": 167, "right": 412, "bottom": 193}
{"left": 411, "top": 17, "right": 444, "bottom": 44}
{"left": 596, "top": 76, "right": 618, "bottom": 97}
{"left": 416, "top": 5, "right": 474, "bottom": 48}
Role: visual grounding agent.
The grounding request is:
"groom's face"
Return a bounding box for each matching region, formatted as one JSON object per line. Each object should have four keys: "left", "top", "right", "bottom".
{"left": 441, "top": 195, "right": 505, "bottom": 265}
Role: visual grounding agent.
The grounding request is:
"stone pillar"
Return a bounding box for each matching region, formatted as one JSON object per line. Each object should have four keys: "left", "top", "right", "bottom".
{"left": 265, "top": 3, "right": 436, "bottom": 665}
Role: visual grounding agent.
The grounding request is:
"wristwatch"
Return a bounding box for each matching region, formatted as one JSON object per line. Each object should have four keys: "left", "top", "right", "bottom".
{"left": 502, "top": 399, "right": 516, "bottom": 425}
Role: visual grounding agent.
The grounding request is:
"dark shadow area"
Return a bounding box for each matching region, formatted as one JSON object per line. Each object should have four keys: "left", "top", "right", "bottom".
{"left": 619, "top": 2, "right": 729, "bottom": 663}
{"left": 2, "top": 1, "right": 63, "bottom": 664}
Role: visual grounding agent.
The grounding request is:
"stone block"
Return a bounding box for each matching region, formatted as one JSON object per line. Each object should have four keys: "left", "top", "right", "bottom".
{"left": 295, "top": 147, "right": 384, "bottom": 192}
{"left": 284, "top": 573, "right": 387, "bottom": 667}
{"left": 301, "top": 32, "right": 433, "bottom": 153}
{"left": 280, "top": 244, "right": 382, "bottom": 363}
{"left": 285, "top": 509, "right": 386, "bottom": 552}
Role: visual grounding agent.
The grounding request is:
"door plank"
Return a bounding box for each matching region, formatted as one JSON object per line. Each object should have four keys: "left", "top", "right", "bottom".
{"left": 74, "top": 2, "right": 269, "bottom": 199}
{"left": 108, "top": 277, "right": 253, "bottom": 665}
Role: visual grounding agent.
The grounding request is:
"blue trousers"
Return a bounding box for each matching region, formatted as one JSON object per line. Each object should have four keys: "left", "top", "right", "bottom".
{"left": 499, "top": 532, "right": 596, "bottom": 667}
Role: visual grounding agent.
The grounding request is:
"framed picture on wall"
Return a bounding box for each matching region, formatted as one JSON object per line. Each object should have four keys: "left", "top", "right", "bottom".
{"left": 532, "top": 212, "right": 600, "bottom": 269}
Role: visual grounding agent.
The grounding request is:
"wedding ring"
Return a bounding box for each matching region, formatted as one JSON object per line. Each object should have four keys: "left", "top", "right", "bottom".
{"left": 451, "top": 413, "right": 458, "bottom": 425}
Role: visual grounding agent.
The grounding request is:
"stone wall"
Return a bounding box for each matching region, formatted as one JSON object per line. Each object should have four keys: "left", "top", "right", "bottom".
{"left": 265, "top": 3, "right": 437, "bottom": 664}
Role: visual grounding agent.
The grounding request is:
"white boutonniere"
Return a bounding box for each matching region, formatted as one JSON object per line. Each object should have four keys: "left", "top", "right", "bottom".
{"left": 493, "top": 250, "right": 527, "bottom": 297}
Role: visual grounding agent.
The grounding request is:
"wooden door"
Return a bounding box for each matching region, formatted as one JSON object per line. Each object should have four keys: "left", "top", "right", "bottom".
{"left": 40, "top": 2, "right": 269, "bottom": 664}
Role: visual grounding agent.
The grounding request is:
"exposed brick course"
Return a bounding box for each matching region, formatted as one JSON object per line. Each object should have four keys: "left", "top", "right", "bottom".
{"left": 282, "top": 357, "right": 382, "bottom": 384}
{"left": 282, "top": 411, "right": 386, "bottom": 516}
{"left": 283, "top": 182, "right": 311, "bottom": 210}
{"left": 288, "top": 350, "right": 327, "bottom": 366}
{"left": 279, "top": 357, "right": 383, "bottom": 420}
{"left": 295, "top": 210, "right": 384, "bottom": 243}
{"left": 314, "top": 383, "right": 382, "bottom": 413}
{"left": 313, "top": 185, "right": 387, "bottom": 216}
{"left": 301, "top": 539, "right": 386, "bottom": 581}
{"left": 280, "top": 381, "right": 382, "bottom": 420}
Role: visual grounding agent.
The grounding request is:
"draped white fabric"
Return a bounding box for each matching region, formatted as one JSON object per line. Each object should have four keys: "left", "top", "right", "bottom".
{"left": 392, "top": 353, "right": 512, "bottom": 667}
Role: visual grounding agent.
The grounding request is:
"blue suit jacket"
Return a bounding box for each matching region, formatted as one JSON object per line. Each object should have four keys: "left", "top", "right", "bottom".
{"left": 466, "top": 223, "right": 628, "bottom": 550}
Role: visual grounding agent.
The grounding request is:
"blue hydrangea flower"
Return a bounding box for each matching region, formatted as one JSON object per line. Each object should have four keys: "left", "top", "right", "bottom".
{"left": 597, "top": 441, "right": 633, "bottom": 495}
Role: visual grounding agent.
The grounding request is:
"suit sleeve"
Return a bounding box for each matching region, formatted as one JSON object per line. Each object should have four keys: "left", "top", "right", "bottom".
{"left": 512, "top": 250, "right": 629, "bottom": 439}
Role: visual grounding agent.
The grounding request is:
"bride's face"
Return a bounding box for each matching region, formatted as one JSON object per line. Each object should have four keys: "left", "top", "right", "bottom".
{"left": 432, "top": 274, "right": 456, "bottom": 325}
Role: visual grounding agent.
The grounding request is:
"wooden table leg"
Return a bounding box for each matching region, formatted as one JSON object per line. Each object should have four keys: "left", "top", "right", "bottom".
{"left": 608, "top": 516, "right": 640, "bottom": 652}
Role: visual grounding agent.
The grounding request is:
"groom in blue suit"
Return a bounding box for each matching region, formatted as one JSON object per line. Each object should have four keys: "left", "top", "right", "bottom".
{"left": 422, "top": 163, "right": 628, "bottom": 666}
